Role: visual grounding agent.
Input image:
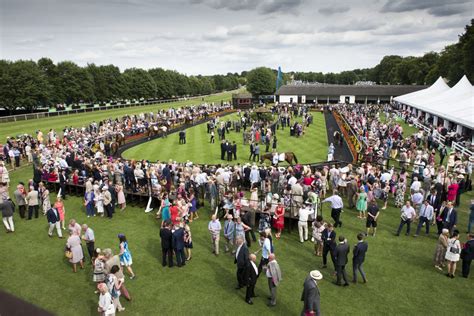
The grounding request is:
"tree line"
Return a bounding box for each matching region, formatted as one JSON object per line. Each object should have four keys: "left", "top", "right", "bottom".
{"left": 292, "top": 20, "right": 473, "bottom": 87}
{"left": 0, "top": 59, "right": 243, "bottom": 112}
{"left": 245, "top": 20, "right": 473, "bottom": 96}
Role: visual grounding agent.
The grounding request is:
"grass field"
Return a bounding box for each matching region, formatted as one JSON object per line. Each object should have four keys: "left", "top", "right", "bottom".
{"left": 122, "top": 112, "right": 328, "bottom": 164}
{"left": 0, "top": 91, "right": 233, "bottom": 141}
{"left": 1, "top": 165, "right": 473, "bottom": 316}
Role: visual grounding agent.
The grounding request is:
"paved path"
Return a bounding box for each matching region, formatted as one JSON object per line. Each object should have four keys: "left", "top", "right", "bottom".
{"left": 324, "top": 110, "right": 353, "bottom": 163}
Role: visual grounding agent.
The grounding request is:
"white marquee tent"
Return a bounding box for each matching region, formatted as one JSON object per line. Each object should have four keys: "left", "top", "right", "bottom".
{"left": 394, "top": 76, "right": 474, "bottom": 131}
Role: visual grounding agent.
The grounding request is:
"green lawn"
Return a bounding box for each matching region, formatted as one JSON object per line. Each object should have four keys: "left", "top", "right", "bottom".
{"left": 122, "top": 112, "right": 328, "bottom": 164}
{"left": 0, "top": 91, "right": 234, "bottom": 141}
{"left": 1, "top": 165, "right": 472, "bottom": 316}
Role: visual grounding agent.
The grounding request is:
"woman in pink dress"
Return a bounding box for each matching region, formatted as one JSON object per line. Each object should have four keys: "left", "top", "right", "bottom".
{"left": 116, "top": 184, "right": 126, "bottom": 211}
{"left": 447, "top": 180, "right": 459, "bottom": 202}
{"left": 54, "top": 196, "right": 66, "bottom": 230}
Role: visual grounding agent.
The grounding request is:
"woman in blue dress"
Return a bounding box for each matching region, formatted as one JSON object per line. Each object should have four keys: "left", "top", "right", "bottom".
{"left": 158, "top": 192, "right": 171, "bottom": 225}
{"left": 118, "top": 234, "right": 136, "bottom": 280}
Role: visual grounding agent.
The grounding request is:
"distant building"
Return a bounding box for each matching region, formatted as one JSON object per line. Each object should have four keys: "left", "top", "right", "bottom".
{"left": 275, "top": 83, "right": 426, "bottom": 104}
{"left": 232, "top": 93, "right": 253, "bottom": 109}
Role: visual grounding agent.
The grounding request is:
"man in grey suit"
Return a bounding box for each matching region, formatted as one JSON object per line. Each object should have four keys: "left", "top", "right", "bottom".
{"left": 13, "top": 185, "right": 27, "bottom": 219}
{"left": 334, "top": 235, "right": 350, "bottom": 286}
{"left": 266, "top": 253, "right": 282, "bottom": 307}
{"left": 301, "top": 270, "right": 322, "bottom": 316}
{"left": 346, "top": 176, "right": 358, "bottom": 209}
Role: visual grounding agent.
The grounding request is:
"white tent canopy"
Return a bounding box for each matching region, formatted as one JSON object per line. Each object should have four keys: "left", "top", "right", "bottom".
{"left": 394, "top": 76, "right": 474, "bottom": 130}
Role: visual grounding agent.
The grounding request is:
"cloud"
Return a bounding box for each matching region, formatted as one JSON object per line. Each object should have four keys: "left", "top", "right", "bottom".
{"left": 190, "top": 0, "right": 304, "bottom": 14}
{"left": 380, "top": 0, "right": 470, "bottom": 16}
{"left": 228, "top": 24, "right": 252, "bottom": 36}
{"left": 372, "top": 20, "right": 431, "bottom": 36}
{"left": 202, "top": 25, "right": 252, "bottom": 41}
{"left": 14, "top": 35, "right": 55, "bottom": 46}
{"left": 318, "top": 5, "right": 350, "bottom": 15}
{"left": 320, "top": 19, "right": 383, "bottom": 33}
{"left": 278, "top": 23, "right": 314, "bottom": 34}
{"left": 75, "top": 50, "right": 102, "bottom": 61}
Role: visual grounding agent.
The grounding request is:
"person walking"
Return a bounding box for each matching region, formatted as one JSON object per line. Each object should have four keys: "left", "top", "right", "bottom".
{"left": 234, "top": 235, "right": 249, "bottom": 289}
{"left": 352, "top": 233, "right": 368, "bottom": 283}
{"left": 54, "top": 196, "right": 66, "bottom": 230}
{"left": 118, "top": 234, "right": 135, "bottom": 279}
{"left": 366, "top": 200, "right": 380, "bottom": 237}
{"left": 46, "top": 206, "right": 62, "bottom": 238}
{"left": 322, "top": 191, "right": 344, "bottom": 228}
{"left": 414, "top": 200, "right": 434, "bottom": 237}
{"left": 208, "top": 214, "right": 221, "bottom": 255}
{"left": 223, "top": 214, "right": 235, "bottom": 253}
{"left": 266, "top": 253, "right": 282, "bottom": 307}
{"left": 445, "top": 230, "right": 461, "bottom": 278}
{"left": 97, "top": 283, "right": 115, "bottom": 316}
{"left": 13, "top": 185, "right": 27, "bottom": 219}
{"left": 0, "top": 198, "right": 15, "bottom": 233}
{"left": 396, "top": 201, "right": 416, "bottom": 236}
{"left": 301, "top": 270, "right": 323, "bottom": 316}
{"left": 321, "top": 223, "right": 336, "bottom": 270}
{"left": 334, "top": 236, "right": 350, "bottom": 286}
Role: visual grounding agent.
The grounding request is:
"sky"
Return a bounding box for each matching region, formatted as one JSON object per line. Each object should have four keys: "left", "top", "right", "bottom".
{"left": 0, "top": 0, "right": 472, "bottom": 75}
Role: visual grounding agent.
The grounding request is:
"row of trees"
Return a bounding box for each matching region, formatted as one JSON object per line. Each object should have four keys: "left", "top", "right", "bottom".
{"left": 0, "top": 59, "right": 242, "bottom": 112}
{"left": 292, "top": 19, "right": 474, "bottom": 87}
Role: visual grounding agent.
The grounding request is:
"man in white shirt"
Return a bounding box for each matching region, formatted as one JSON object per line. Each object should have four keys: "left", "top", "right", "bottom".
{"left": 414, "top": 200, "right": 434, "bottom": 237}
{"left": 411, "top": 190, "right": 424, "bottom": 212}
{"left": 246, "top": 254, "right": 259, "bottom": 305}
{"left": 208, "top": 215, "right": 222, "bottom": 255}
{"left": 298, "top": 202, "right": 314, "bottom": 243}
{"left": 322, "top": 191, "right": 344, "bottom": 227}
{"left": 410, "top": 177, "right": 421, "bottom": 193}
{"left": 396, "top": 201, "right": 416, "bottom": 236}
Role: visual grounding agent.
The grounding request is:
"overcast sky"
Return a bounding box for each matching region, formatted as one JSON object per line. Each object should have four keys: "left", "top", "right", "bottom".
{"left": 1, "top": 0, "right": 472, "bottom": 75}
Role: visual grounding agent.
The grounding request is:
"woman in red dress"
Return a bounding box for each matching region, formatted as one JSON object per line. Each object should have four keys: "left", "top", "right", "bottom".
{"left": 169, "top": 200, "right": 180, "bottom": 226}
{"left": 273, "top": 199, "right": 285, "bottom": 239}
{"left": 447, "top": 179, "right": 459, "bottom": 202}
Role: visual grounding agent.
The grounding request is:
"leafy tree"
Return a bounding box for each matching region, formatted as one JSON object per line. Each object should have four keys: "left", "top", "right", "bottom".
{"left": 458, "top": 19, "right": 474, "bottom": 82}
{"left": 0, "top": 60, "right": 49, "bottom": 113}
{"left": 122, "top": 68, "right": 156, "bottom": 99}
{"left": 56, "top": 61, "right": 95, "bottom": 104}
{"left": 246, "top": 67, "right": 276, "bottom": 96}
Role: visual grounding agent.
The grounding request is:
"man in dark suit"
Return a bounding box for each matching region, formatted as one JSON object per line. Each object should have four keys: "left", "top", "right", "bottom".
{"left": 301, "top": 270, "right": 322, "bottom": 316}
{"left": 234, "top": 236, "right": 249, "bottom": 289}
{"left": 461, "top": 233, "right": 474, "bottom": 278}
{"left": 160, "top": 220, "right": 174, "bottom": 267}
{"left": 321, "top": 223, "right": 336, "bottom": 269}
{"left": 245, "top": 254, "right": 259, "bottom": 304}
{"left": 172, "top": 224, "right": 186, "bottom": 267}
{"left": 241, "top": 209, "right": 256, "bottom": 247}
{"left": 221, "top": 140, "right": 226, "bottom": 160}
{"left": 440, "top": 202, "right": 457, "bottom": 234}
{"left": 352, "top": 233, "right": 368, "bottom": 283}
{"left": 46, "top": 207, "right": 62, "bottom": 238}
{"left": 232, "top": 141, "right": 237, "bottom": 160}
{"left": 334, "top": 235, "right": 350, "bottom": 286}
{"left": 59, "top": 170, "right": 67, "bottom": 199}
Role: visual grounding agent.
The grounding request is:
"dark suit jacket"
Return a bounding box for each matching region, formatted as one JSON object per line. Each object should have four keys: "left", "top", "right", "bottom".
{"left": 301, "top": 275, "right": 321, "bottom": 316}
{"left": 46, "top": 208, "right": 60, "bottom": 223}
{"left": 172, "top": 228, "right": 185, "bottom": 250}
{"left": 234, "top": 244, "right": 249, "bottom": 269}
{"left": 441, "top": 208, "right": 457, "bottom": 227}
{"left": 246, "top": 262, "right": 259, "bottom": 286}
{"left": 461, "top": 239, "right": 474, "bottom": 261}
{"left": 427, "top": 194, "right": 441, "bottom": 211}
{"left": 353, "top": 241, "right": 368, "bottom": 264}
{"left": 321, "top": 229, "right": 336, "bottom": 250}
{"left": 335, "top": 242, "right": 350, "bottom": 266}
{"left": 160, "top": 228, "right": 173, "bottom": 249}
{"left": 59, "top": 174, "right": 67, "bottom": 184}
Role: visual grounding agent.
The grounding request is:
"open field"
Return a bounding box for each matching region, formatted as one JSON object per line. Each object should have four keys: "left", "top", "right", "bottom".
{"left": 0, "top": 91, "right": 233, "bottom": 142}
{"left": 0, "top": 165, "right": 472, "bottom": 316}
{"left": 122, "top": 112, "right": 328, "bottom": 164}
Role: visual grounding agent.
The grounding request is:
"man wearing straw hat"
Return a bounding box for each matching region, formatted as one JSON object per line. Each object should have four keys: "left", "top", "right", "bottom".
{"left": 301, "top": 270, "right": 323, "bottom": 316}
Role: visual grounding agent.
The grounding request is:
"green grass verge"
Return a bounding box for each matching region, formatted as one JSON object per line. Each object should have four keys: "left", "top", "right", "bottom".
{"left": 0, "top": 91, "right": 234, "bottom": 141}
{"left": 122, "top": 112, "right": 328, "bottom": 164}
{"left": 0, "top": 165, "right": 472, "bottom": 316}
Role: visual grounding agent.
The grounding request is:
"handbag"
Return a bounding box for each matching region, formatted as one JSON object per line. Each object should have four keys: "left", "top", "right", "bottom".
{"left": 65, "top": 250, "right": 73, "bottom": 259}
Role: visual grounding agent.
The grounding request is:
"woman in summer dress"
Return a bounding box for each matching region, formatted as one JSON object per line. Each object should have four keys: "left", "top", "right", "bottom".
{"left": 118, "top": 234, "right": 136, "bottom": 279}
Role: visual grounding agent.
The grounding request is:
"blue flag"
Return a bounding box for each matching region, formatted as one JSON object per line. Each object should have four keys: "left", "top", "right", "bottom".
{"left": 275, "top": 66, "right": 282, "bottom": 93}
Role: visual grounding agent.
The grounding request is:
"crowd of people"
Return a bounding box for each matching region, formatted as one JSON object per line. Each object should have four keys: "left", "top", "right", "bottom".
{"left": 0, "top": 101, "right": 473, "bottom": 315}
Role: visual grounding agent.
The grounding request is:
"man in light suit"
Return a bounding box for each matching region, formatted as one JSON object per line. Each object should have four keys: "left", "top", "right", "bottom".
{"left": 301, "top": 270, "right": 322, "bottom": 316}
{"left": 46, "top": 207, "right": 62, "bottom": 238}
{"left": 346, "top": 176, "right": 358, "bottom": 209}
{"left": 414, "top": 200, "right": 434, "bottom": 236}
{"left": 234, "top": 236, "right": 249, "bottom": 289}
{"left": 352, "top": 233, "right": 368, "bottom": 283}
{"left": 245, "top": 253, "right": 259, "bottom": 304}
{"left": 266, "top": 253, "right": 282, "bottom": 307}
{"left": 291, "top": 182, "right": 304, "bottom": 217}
{"left": 334, "top": 235, "right": 350, "bottom": 286}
